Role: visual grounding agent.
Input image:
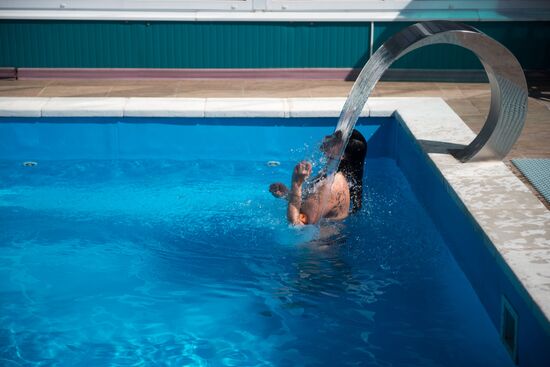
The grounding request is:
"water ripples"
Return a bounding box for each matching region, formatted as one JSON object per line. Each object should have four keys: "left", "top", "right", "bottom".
{"left": 0, "top": 158, "right": 514, "bottom": 366}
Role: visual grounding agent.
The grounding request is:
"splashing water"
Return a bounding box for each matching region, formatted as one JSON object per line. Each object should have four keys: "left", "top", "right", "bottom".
{"left": 0, "top": 158, "right": 514, "bottom": 366}
{"left": 310, "top": 47, "right": 392, "bottom": 224}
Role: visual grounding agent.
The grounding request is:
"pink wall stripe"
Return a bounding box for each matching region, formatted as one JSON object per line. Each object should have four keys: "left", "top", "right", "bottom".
{"left": 0, "top": 68, "right": 17, "bottom": 78}
{"left": 15, "top": 68, "right": 360, "bottom": 80}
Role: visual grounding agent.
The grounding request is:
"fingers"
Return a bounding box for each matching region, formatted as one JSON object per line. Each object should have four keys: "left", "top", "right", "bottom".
{"left": 301, "top": 161, "right": 312, "bottom": 176}
{"left": 292, "top": 161, "right": 312, "bottom": 184}
{"left": 296, "top": 161, "right": 312, "bottom": 169}
{"left": 269, "top": 183, "right": 281, "bottom": 194}
{"left": 270, "top": 182, "right": 288, "bottom": 198}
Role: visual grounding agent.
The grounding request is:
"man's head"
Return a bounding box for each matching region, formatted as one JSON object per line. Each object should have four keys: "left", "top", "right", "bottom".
{"left": 320, "top": 129, "right": 366, "bottom": 162}
{"left": 320, "top": 130, "right": 344, "bottom": 159}
{"left": 342, "top": 129, "right": 367, "bottom": 163}
{"left": 338, "top": 129, "right": 368, "bottom": 213}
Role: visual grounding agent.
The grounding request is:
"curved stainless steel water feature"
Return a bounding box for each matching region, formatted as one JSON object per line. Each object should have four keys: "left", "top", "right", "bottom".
{"left": 313, "top": 21, "right": 528, "bottom": 225}
{"left": 326, "top": 21, "right": 527, "bottom": 181}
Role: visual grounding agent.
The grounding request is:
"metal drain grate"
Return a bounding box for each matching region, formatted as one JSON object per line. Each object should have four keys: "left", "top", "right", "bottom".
{"left": 501, "top": 296, "right": 519, "bottom": 364}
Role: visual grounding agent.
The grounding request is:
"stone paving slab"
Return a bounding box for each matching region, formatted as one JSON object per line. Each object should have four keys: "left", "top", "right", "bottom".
{"left": 42, "top": 97, "right": 127, "bottom": 117}
{"left": 124, "top": 97, "right": 205, "bottom": 117}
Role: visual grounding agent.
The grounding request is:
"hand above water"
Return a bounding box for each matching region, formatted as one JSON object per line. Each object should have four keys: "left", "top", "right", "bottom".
{"left": 292, "top": 161, "right": 312, "bottom": 185}
{"left": 269, "top": 182, "right": 289, "bottom": 199}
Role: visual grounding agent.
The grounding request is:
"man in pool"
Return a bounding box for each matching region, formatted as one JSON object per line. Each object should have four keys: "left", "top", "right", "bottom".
{"left": 269, "top": 129, "right": 367, "bottom": 225}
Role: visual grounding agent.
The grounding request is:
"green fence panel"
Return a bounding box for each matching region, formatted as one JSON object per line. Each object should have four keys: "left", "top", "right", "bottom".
{"left": 372, "top": 21, "right": 550, "bottom": 70}
{"left": 0, "top": 20, "right": 548, "bottom": 70}
{"left": 0, "top": 21, "right": 371, "bottom": 68}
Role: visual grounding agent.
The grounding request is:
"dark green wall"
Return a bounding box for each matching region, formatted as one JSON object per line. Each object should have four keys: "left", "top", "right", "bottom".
{"left": 0, "top": 20, "right": 548, "bottom": 70}
{"left": 373, "top": 22, "right": 550, "bottom": 70}
{"left": 0, "top": 21, "right": 371, "bottom": 68}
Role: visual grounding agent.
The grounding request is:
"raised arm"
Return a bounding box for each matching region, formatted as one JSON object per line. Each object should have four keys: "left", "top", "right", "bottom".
{"left": 287, "top": 161, "right": 312, "bottom": 225}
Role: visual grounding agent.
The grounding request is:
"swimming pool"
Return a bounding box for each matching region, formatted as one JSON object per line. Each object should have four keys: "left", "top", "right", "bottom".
{"left": 0, "top": 97, "right": 548, "bottom": 366}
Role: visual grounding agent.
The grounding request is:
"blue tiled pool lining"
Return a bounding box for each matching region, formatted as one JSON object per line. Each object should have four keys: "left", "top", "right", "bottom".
{"left": 0, "top": 97, "right": 548, "bottom": 365}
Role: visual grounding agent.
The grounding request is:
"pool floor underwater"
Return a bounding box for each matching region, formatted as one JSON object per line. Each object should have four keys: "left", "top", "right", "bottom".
{"left": 0, "top": 158, "right": 514, "bottom": 366}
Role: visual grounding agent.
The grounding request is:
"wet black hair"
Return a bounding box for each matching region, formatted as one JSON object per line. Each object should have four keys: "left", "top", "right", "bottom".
{"left": 338, "top": 129, "right": 367, "bottom": 213}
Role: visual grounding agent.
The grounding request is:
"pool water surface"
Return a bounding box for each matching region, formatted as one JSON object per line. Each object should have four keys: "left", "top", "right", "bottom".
{"left": 0, "top": 156, "right": 513, "bottom": 366}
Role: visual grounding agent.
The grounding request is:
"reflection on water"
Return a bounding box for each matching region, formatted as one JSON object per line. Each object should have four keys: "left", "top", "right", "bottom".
{"left": 0, "top": 159, "right": 513, "bottom": 366}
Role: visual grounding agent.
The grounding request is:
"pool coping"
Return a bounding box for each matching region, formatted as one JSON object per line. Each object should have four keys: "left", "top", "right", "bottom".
{"left": 0, "top": 95, "right": 549, "bottom": 331}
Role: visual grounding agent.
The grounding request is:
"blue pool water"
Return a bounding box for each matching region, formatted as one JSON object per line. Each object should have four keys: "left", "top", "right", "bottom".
{"left": 0, "top": 156, "right": 514, "bottom": 366}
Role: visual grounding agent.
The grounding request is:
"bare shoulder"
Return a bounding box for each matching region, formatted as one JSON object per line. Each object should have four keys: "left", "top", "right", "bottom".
{"left": 333, "top": 172, "right": 349, "bottom": 189}
{"left": 326, "top": 172, "right": 350, "bottom": 220}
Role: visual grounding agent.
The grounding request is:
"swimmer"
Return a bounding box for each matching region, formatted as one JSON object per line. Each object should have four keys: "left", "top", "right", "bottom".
{"left": 269, "top": 129, "right": 367, "bottom": 225}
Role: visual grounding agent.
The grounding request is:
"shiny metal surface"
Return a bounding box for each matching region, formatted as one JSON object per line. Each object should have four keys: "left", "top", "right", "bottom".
{"left": 331, "top": 21, "right": 528, "bottom": 168}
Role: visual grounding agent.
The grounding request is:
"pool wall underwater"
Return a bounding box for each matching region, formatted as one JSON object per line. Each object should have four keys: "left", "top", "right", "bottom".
{"left": 0, "top": 96, "right": 549, "bottom": 366}
{"left": 0, "top": 117, "right": 383, "bottom": 161}
{"left": 393, "top": 120, "right": 550, "bottom": 367}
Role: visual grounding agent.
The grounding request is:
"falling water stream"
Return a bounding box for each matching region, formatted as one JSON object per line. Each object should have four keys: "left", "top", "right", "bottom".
{"left": 313, "top": 46, "right": 392, "bottom": 224}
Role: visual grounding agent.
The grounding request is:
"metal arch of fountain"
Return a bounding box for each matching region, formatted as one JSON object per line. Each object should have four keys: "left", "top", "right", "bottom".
{"left": 324, "top": 20, "right": 528, "bottom": 182}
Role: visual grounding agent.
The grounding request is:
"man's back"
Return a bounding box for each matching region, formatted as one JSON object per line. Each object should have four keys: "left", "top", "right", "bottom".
{"left": 300, "top": 172, "right": 350, "bottom": 224}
